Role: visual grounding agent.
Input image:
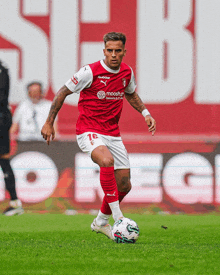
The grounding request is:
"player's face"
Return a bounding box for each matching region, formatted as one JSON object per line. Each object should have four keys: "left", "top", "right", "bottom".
{"left": 28, "top": 84, "right": 42, "bottom": 104}
{"left": 103, "top": 40, "right": 126, "bottom": 70}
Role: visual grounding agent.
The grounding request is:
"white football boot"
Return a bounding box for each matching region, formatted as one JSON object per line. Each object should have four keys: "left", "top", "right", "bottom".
{"left": 91, "top": 218, "right": 114, "bottom": 240}
{"left": 3, "top": 199, "right": 24, "bottom": 216}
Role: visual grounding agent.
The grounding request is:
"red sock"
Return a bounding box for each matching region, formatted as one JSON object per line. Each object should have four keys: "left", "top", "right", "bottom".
{"left": 100, "top": 190, "right": 128, "bottom": 215}
{"left": 100, "top": 167, "right": 118, "bottom": 203}
{"left": 100, "top": 197, "right": 112, "bottom": 215}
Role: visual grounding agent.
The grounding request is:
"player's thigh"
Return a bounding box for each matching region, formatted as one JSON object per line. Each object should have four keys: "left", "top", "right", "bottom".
{"left": 105, "top": 136, "right": 130, "bottom": 170}
{"left": 91, "top": 145, "right": 114, "bottom": 167}
{"left": 76, "top": 132, "right": 114, "bottom": 166}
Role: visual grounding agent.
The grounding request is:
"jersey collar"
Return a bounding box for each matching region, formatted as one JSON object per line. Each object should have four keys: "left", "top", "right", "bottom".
{"left": 100, "top": 60, "right": 120, "bottom": 74}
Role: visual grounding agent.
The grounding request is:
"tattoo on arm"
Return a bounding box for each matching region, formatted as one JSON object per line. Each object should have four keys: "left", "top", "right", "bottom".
{"left": 125, "top": 92, "right": 146, "bottom": 113}
{"left": 46, "top": 86, "right": 71, "bottom": 124}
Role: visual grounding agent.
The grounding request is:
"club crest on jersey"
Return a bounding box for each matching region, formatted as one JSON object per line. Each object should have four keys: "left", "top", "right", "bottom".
{"left": 97, "top": 90, "right": 106, "bottom": 99}
{"left": 122, "top": 78, "right": 126, "bottom": 87}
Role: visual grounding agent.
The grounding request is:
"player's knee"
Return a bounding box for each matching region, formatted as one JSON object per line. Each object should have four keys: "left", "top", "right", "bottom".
{"left": 101, "top": 157, "right": 114, "bottom": 167}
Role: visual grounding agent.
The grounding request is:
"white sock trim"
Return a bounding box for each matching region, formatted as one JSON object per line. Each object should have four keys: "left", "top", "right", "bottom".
{"left": 98, "top": 210, "right": 111, "bottom": 220}
{"left": 96, "top": 210, "right": 111, "bottom": 226}
{"left": 109, "top": 201, "right": 123, "bottom": 222}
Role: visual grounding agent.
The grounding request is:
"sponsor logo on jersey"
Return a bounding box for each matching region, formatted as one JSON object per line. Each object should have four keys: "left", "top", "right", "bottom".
{"left": 97, "top": 90, "right": 124, "bottom": 100}
{"left": 98, "top": 76, "right": 110, "bottom": 79}
{"left": 106, "top": 91, "right": 124, "bottom": 100}
{"left": 71, "top": 76, "right": 78, "bottom": 85}
{"left": 122, "top": 78, "right": 126, "bottom": 87}
{"left": 97, "top": 90, "right": 106, "bottom": 99}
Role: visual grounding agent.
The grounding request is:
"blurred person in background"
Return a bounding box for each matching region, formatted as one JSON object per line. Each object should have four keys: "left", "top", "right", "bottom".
{"left": 0, "top": 60, "right": 24, "bottom": 216}
{"left": 10, "top": 81, "right": 57, "bottom": 141}
{"left": 41, "top": 32, "right": 156, "bottom": 240}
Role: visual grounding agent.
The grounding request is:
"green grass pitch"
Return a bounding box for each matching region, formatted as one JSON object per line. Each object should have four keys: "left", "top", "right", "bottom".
{"left": 0, "top": 213, "right": 220, "bottom": 275}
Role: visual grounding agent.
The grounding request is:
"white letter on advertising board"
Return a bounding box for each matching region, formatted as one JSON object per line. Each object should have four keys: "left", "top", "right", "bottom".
{"left": 0, "top": 0, "right": 49, "bottom": 104}
{"left": 50, "top": 0, "right": 79, "bottom": 106}
{"left": 137, "top": 0, "right": 193, "bottom": 103}
{"left": 163, "top": 153, "right": 213, "bottom": 204}
{"left": 195, "top": 0, "right": 220, "bottom": 103}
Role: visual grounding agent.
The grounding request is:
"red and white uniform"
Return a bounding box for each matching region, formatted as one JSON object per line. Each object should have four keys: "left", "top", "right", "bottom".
{"left": 65, "top": 60, "right": 136, "bottom": 137}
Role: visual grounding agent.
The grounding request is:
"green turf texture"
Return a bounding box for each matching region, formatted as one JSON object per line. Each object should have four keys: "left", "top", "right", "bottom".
{"left": 0, "top": 213, "right": 219, "bottom": 275}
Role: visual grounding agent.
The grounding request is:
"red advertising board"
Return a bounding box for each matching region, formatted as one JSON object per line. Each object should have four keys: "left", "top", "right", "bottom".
{"left": 0, "top": 139, "right": 219, "bottom": 213}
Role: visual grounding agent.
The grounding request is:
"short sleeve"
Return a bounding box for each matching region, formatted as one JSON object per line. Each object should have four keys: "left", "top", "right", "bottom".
{"left": 13, "top": 103, "right": 23, "bottom": 123}
{"left": 65, "top": 65, "right": 93, "bottom": 94}
{"left": 124, "top": 67, "right": 137, "bottom": 94}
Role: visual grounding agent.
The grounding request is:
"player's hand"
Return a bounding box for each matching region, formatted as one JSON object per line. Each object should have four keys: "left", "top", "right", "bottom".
{"left": 41, "top": 122, "right": 55, "bottom": 145}
{"left": 145, "top": 115, "right": 156, "bottom": 136}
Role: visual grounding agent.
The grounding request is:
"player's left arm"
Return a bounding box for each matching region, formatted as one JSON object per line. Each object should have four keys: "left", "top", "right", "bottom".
{"left": 125, "top": 91, "right": 156, "bottom": 136}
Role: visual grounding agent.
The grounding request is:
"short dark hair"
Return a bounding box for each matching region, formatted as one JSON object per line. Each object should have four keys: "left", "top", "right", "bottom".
{"left": 103, "top": 32, "right": 126, "bottom": 45}
{"left": 26, "top": 81, "right": 43, "bottom": 92}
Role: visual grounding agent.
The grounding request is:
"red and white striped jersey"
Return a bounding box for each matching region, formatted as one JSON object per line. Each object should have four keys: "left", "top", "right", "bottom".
{"left": 65, "top": 60, "right": 136, "bottom": 136}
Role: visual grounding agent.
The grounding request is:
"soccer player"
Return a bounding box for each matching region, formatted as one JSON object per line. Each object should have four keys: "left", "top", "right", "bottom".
{"left": 41, "top": 32, "right": 156, "bottom": 240}
{"left": 0, "top": 60, "right": 24, "bottom": 216}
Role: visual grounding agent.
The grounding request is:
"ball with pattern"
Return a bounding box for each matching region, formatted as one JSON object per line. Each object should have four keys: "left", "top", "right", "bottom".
{"left": 112, "top": 217, "right": 140, "bottom": 243}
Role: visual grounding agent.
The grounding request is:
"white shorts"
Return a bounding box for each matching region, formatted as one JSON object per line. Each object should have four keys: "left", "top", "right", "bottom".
{"left": 76, "top": 132, "right": 130, "bottom": 170}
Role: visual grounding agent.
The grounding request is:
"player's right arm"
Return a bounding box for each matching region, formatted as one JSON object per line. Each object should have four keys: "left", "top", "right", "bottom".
{"left": 41, "top": 85, "right": 72, "bottom": 145}
{"left": 41, "top": 65, "right": 93, "bottom": 145}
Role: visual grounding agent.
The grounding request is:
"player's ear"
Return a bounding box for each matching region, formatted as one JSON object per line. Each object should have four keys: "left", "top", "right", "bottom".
{"left": 123, "top": 48, "right": 127, "bottom": 56}
{"left": 103, "top": 48, "right": 106, "bottom": 57}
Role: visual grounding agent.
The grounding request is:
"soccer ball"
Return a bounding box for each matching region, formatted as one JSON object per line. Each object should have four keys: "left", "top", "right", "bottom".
{"left": 112, "top": 217, "right": 140, "bottom": 243}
